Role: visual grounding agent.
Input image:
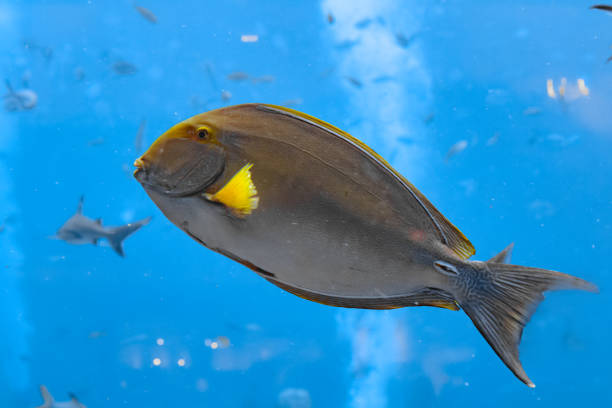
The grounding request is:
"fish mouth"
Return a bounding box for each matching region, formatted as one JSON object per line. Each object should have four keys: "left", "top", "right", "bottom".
{"left": 132, "top": 154, "right": 225, "bottom": 197}
{"left": 133, "top": 158, "right": 145, "bottom": 178}
{"left": 133, "top": 157, "right": 147, "bottom": 182}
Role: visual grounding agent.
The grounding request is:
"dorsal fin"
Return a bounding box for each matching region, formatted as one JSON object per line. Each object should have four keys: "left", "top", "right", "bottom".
{"left": 40, "top": 385, "right": 54, "bottom": 405}
{"left": 257, "top": 104, "right": 475, "bottom": 259}
{"left": 487, "top": 243, "right": 514, "bottom": 264}
{"left": 76, "top": 195, "right": 84, "bottom": 214}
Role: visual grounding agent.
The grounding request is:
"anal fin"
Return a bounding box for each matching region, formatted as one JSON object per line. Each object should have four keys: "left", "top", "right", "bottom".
{"left": 264, "top": 278, "right": 460, "bottom": 311}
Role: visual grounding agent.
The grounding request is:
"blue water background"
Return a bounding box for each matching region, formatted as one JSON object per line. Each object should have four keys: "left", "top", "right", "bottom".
{"left": 0, "top": 0, "right": 610, "bottom": 406}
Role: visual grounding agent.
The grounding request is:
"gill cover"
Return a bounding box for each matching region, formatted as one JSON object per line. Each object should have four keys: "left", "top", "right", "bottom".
{"left": 143, "top": 138, "right": 225, "bottom": 196}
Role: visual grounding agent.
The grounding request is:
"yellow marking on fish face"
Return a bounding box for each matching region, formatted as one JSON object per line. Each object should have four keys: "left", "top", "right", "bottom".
{"left": 205, "top": 163, "right": 259, "bottom": 217}
{"left": 136, "top": 119, "right": 220, "bottom": 168}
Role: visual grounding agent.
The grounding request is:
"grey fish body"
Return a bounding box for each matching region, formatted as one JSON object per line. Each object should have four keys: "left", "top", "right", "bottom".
{"left": 55, "top": 196, "right": 151, "bottom": 257}
{"left": 36, "top": 385, "right": 86, "bottom": 408}
{"left": 135, "top": 103, "right": 597, "bottom": 386}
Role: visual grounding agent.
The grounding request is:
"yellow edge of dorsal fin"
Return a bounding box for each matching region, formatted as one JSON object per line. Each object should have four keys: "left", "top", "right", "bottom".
{"left": 205, "top": 163, "right": 259, "bottom": 217}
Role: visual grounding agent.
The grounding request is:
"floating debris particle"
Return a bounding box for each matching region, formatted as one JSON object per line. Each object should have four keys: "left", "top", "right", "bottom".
{"left": 445, "top": 140, "right": 468, "bottom": 162}
{"left": 221, "top": 90, "right": 232, "bottom": 102}
{"left": 282, "top": 98, "right": 303, "bottom": 107}
{"left": 546, "top": 79, "right": 556, "bottom": 98}
{"left": 577, "top": 78, "right": 589, "bottom": 96}
{"left": 486, "top": 132, "right": 500, "bottom": 146}
{"left": 241, "top": 34, "right": 259, "bottom": 43}
{"left": 558, "top": 77, "right": 567, "bottom": 98}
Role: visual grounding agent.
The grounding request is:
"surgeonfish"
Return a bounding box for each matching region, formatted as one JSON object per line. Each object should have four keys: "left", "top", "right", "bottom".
{"left": 53, "top": 196, "right": 151, "bottom": 257}
{"left": 133, "top": 103, "right": 597, "bottom": 387}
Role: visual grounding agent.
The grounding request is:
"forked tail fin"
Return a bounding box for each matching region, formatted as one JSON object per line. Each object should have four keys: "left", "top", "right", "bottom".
{"left": 459, "top": 261, "right": 598, "bottom": 387}
{"left": 107, "top": 217, "right": 151, "bottom": 257}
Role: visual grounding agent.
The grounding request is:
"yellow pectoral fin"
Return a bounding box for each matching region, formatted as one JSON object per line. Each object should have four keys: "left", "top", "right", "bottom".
{"left": 205, "top": 163, "right": 259, "bottom": 217}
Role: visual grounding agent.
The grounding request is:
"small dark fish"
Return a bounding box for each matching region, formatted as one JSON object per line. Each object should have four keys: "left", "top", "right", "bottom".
{"left": 216, "top": 335, "right": 230, "bottom": 348}
{"left": 87, "top": 137, "right": 105, "bottom": 147}
{"left": 112, "top": 61, "right": 138, "bottom": 75}
{"left": 205, "top": 63, "right": 219, "bottom": 91}
{"left": 41, "top": 46, "right": 53, "bottom": 61}
{"left": 74, "top": 67, "right": 86, "bottom": 81}
{"left": 89, "top": 331, "right": 107, "bottom": 339}
{"left": 355, "top": 18, "right": 373, "bottom": 29}
{"left": 396, "top": 32, "right": 417, "bottom": 49}
{"left": 227, "top": 72, "right": 250, "bottom": 81}
{"left": 372, "top": 75, "right": 394, "bottom": 83}
{"left": 23, "top": 40, "right": 53, "bottom": 61}
{"left": 319, "top": 67, "right": 335, "bottom": 78}
{"left": 591, "top": 4, "right": 612, "bottom": 12}
{"left": 51, "top": 196, "right": 151, "bottom": 257}
{"left": 251, "top": 75, "right": 275, "bottom": 84}
{"left": 135, "top": 5, "right": 158, "bottom": 23}
{"left": 327, "top": 12, "right": 334, "bottom": 24}
{"left": 423, "top": 113, "right": 435, "bottom": 125}
{"left": 345, "top": 76, "right": 363, "bottom": 88}
{"left": 335, "top": 39, "right": 360, "bottom": 50}
{"left": 397, "top": 137, "right": 414, "bottom": 145}
{"left": 37, "top": 385, "right": 86, "bottom": 408}
{"left": 607, "top": 54, "right": 612, "bottom": 63}
{"left": 134, "top": 119, "right": 147, "bottom": 151}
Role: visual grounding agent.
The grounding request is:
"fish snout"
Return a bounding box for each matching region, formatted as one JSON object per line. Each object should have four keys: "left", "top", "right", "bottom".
{"left": 133, "top": 157, "right": 148, "bottom": 182}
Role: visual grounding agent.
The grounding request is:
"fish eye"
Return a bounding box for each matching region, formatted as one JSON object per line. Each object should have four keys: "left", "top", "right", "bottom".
{"left": 197, "top": 127, "right": 209, "bottom": 140}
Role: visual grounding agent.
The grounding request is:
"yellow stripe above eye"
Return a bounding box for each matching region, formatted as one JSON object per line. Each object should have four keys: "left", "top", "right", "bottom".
{"left": 205, "top": 163, "right": 259, "bottom": 217}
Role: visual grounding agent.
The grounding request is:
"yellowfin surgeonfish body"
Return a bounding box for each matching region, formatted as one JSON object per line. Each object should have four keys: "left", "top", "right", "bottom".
{"left": 134, "top": 104, "right": 597, "bottom": 387}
